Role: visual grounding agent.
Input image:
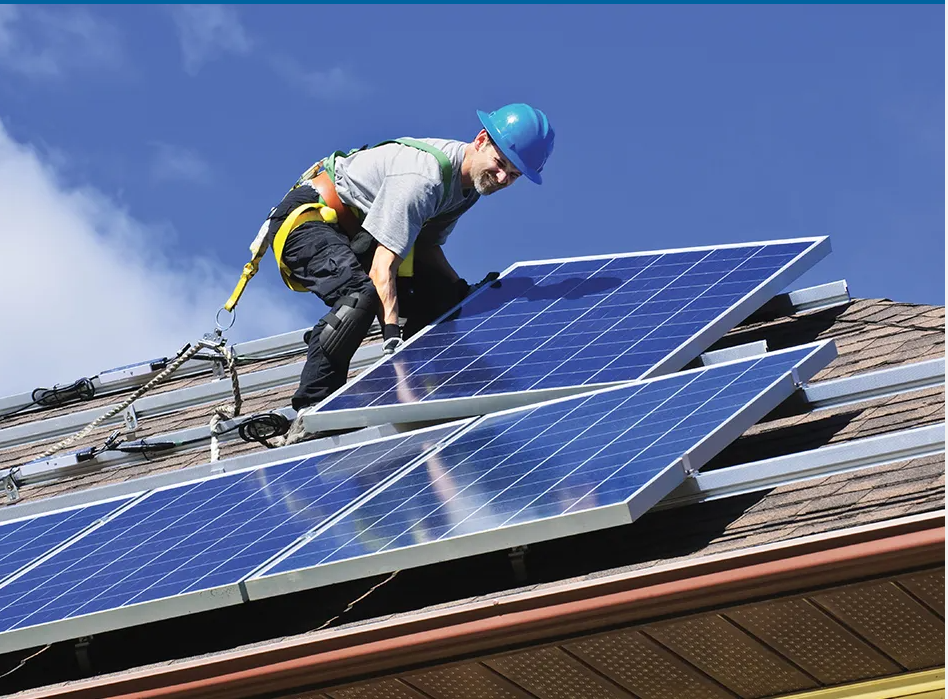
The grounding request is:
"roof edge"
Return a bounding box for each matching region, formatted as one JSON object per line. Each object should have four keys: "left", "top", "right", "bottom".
{"left": 24, "top": 510, "right": 945, "bottom": 699}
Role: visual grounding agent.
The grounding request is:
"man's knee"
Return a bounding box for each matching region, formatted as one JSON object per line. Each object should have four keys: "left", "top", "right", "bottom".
{"left": 318, "top": 286, "right": 379, "bottom": 368}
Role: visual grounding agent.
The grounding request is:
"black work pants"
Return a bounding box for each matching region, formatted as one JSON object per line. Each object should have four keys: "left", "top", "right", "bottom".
{"left": 281, "top": 219, "right": 375, "bottom": 411}
{"left": 265, "top": 185, "right": 374, "bottom": 410}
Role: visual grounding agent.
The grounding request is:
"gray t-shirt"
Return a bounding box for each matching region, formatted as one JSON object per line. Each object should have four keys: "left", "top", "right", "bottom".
{"left": 333, "top": 138, "right": 479, "bottom": 258}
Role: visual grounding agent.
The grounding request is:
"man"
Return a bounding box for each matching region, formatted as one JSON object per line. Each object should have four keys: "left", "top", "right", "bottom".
{"left": 262, "top": 103, "right": 555, "bottom": 420}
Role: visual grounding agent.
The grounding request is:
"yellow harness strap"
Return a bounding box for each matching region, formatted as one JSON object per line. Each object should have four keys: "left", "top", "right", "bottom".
{"left": 272, "top": 203, "right": 338, "bottom": 292}
{"left": 223, "top": 203, "right": 339, "bottom": 310}
{"left": 224, "top": 259, "right": 262, "bottom": 312}
{"left": 397, "top": 246, "right": 415, "bottom": 278}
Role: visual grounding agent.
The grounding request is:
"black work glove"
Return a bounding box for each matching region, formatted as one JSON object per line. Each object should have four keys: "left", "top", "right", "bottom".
{"left": 469, "top": 271, "right": 500, "bottom": 296}
{"left": 382, "top": 323, "right": 403, "bottom": 354}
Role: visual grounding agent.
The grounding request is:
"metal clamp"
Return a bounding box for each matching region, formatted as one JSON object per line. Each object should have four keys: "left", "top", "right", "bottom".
{"left": 681, "top": 452, "right": 697, "bottom": 477}
{"left": 791, "top": 367, "right": 802, "bottom": 388}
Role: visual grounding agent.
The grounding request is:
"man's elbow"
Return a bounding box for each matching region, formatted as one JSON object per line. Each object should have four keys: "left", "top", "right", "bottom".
{"left": 369, "top": 257, "right": 399, "bottom": 286}
{"left": 369, "top": 265, "right": 387, "bottom": 287}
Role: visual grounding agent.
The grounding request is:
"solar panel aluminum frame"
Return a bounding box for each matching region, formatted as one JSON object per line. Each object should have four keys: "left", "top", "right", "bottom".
{"left": 247, "top": 340, "right": 837, "bottom": 603}
{"left": 301, "top": 237, "right": 831, "bottom": 434}
{"left": 0, "top": 579, "right": 247, "bottom": 657}
{"left": 0, "top": 421, "right": 472, "bottom": 655}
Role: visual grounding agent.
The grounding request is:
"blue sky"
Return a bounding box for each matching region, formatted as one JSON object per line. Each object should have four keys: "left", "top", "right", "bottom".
{"left": 0, "top": 5, "right": 943, "bottom": 394}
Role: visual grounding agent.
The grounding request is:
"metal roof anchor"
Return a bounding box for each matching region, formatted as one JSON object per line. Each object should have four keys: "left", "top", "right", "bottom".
{"left": 123, "top": 404, "right": 139, "bottom": 436}
{"left": 3, "top": 470, "right": 20, "bottom": 502}
{"left": 508, "top": 545, "right": 529, "bottom": 583}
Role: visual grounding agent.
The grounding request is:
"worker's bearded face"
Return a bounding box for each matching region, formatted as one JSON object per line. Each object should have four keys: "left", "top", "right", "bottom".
{"left": 472, "top": 137, "right": 521, "bottom": 196}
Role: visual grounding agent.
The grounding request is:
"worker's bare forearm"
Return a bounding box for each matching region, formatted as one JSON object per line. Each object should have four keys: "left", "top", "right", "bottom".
{"left": 369, "top": 245, "right": 402, "bottom": 325}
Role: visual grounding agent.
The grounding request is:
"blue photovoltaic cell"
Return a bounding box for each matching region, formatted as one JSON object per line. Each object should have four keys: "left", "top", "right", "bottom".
{"left": 0, "top": 498, "right": 133, "bottom": 584}
{"left": 267, "top": 346, "right": 821, "bottom": 575}
{"left": 319, "top": 241, "right": 820, "bottom": 413}
{"left": 0, "top": 426, "right": 455, "bottom": 633}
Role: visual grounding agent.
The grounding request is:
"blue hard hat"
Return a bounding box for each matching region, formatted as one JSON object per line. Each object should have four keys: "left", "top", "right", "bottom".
{"left": 476, "top": 103, "right": 554, "bottom": 184}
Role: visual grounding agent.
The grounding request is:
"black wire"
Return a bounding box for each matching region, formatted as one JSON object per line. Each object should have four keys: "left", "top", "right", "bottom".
{"left": 112, "top": 440, "right": 179, "bottom": 454}
{"left": 33, "top": 378, "right": 96, "bottom": 407}
{"left": 0, "top": 401, "right": 39, "bottom": 423}
{"left": 0, "top": 378, "right": 97, "bottom": 423}
{"left": 233, "top": 349, "right": 308, "bottom": 365}
{"left": 236, "top": 413, "right": 290, "bottom": 448}
{"left": 106, "top": 413, "right": 290, "bottom": 455}
{"left": 188, "top": 353, "right": 228, "bottom": 362}
{"left": 192, "top": 346, "right": 310, "bottom": 366}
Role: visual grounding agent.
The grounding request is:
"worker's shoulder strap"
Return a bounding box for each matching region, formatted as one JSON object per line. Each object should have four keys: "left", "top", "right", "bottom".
{"left": 389, "top": 138, "right": 453, "bottom": 208}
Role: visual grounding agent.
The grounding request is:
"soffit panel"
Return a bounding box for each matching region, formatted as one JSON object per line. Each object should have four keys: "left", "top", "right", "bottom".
{"left": 565, "top": 628, "right": 735, "bottom": 699}
{"left": 725, "top": 597, "right": 902, "bottom": 685}
{"left": 485, "top": 646, "right": 631, "bottom": 699}
{"left": 811, "top": 581, "right": 945, "bottom": 671}
{"left": 405, "top": 662, "right": 537, "bottom": 699}
{"left": 638, "top": 614, "right": 819, "bottom": 698}
{"left": 895, "top": 569, "right": 945, "bottom": 618}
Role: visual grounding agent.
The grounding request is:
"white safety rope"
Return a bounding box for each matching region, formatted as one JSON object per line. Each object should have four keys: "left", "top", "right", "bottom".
{"left": 209, "top": 345, "right": 242, "bottom": 462}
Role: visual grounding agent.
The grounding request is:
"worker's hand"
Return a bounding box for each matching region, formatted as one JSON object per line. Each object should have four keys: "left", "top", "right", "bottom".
{"left": 467, "top": 272, "right": 501, "bottom": 297}
{"left": 382, "top": 323, "right": 403, "bottom": 354}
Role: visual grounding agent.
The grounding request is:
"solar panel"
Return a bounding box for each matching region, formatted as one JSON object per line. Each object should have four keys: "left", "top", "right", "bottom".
{"left": 0, "top": 497, "right": 135, "bottom": 585}
{"left": 247, "top": 340, "right": 835, "bottom": 597}
{"left": 306, "top": 238, "right": 829, "bottom": 431}
{"left": 0, "top": 423, "right": 462, "bottom": 645}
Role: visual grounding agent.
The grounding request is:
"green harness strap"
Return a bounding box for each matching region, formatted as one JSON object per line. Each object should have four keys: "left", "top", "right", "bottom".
{"left": 390, "top": 138, "right": 453, "bottom": 207}
{"left": 320, "top": 138, "right": 454, "bottom": 209}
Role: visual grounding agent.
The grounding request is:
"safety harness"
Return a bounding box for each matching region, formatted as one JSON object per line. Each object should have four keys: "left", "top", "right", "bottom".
{"left": 225, "top": 139, "right": 464, "bottom": 312}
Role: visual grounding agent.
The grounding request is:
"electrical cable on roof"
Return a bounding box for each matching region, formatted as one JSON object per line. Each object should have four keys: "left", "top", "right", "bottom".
{"left": 315, "top": 570, "right": 400, "bottom": 632}
{"left": 33, "top": 378, "right": 96, "bottom": 408}
{"left": 0, "top": 401, "right": 40, "bottom": 423}
{"left": 189, "top": 348, "right": 307, "bottom": 365}
{"left": 0, "top": 643, "right": 51, "bottom": 680}
{"left": 26, "top": 333, "right": 228, "bottom": 466}
{"left": 0, "top": 378, "right": 97, "bottom": 423}
{"left": 237, "top": 413, "right": 290, "bottom": 447}
{"left": 112, "top": 439, "right": 178, "bottom": 454}
{"left": 97, "top": 413, "right": 289, "bottom": 458}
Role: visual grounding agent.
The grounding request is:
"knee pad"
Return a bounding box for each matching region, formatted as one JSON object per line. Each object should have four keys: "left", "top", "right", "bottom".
{"left": 318, "top": 288, "right": 379, "bottom": 368}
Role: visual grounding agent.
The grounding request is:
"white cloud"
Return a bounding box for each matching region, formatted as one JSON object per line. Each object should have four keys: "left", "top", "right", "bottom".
{"left": 0, "top": 120, "right": 309, "bottom": 397}
{"left": 270, "top": 55, "right": 369, "bottom": 101}
{"left": 0, "top": 4, "right": 123, "bottom": 79}
{"left": 170, "top": 5, "right": 251, "bottom": 75}
{"left": 150, "top": 142, "right": 212, "bottom": 185}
